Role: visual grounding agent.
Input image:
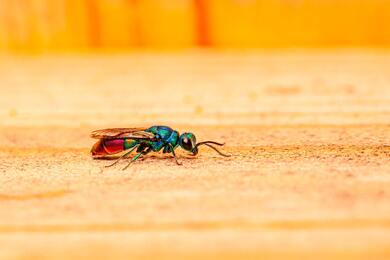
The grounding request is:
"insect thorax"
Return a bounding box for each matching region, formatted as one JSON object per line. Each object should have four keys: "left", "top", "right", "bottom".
{"left": 146, "top": 125, "right": 179, "bottom": 151}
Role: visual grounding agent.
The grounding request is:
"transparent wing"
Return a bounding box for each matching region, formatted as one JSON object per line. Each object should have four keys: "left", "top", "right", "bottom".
{"left": 90, "top": 127, "right": 155, "bottom": 140}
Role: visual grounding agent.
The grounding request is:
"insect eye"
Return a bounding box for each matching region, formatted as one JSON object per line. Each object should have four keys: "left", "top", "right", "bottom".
{"left": 182, "top": 137, "right": 192, "bottom": 150}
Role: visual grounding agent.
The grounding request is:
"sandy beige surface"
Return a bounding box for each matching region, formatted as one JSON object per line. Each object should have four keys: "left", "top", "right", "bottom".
{"left": 0, "top": 51, "right": 390, "bottom": 259}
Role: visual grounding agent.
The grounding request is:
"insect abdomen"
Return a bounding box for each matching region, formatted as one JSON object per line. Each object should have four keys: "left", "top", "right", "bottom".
{"left": 91, "top": 139, "right": 136, "bottom": 157}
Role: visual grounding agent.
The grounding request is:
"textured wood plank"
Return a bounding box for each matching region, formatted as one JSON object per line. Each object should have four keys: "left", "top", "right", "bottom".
{"left": 0, "top": 51, "right": 389, "bottom": 259}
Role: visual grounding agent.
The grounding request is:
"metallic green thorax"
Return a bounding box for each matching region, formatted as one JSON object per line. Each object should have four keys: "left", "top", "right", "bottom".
{"left": 124, "top": 125, "right": 179, "bottom": 153}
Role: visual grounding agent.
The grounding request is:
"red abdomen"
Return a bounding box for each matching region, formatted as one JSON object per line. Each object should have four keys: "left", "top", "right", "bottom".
{"left": 91, "top": 139, "right": 124, "bottom": 157}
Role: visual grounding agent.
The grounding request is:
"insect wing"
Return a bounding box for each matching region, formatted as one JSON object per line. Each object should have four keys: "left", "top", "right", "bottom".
{"left": 90, "top": 128, "right": 155, "bottom": 140}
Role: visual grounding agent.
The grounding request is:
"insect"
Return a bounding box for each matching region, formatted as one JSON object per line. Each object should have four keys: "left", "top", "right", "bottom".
{"left": 90, "top": 125, "right": 230, "bottom": 170}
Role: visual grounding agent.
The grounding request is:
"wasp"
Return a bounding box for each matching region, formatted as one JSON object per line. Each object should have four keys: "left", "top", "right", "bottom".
{"left": 91, "top": 125, "right": 230, "bottom": 169}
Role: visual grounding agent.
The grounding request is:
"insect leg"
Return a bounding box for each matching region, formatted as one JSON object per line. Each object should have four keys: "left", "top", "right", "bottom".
{"left": 105, "top": 145, "right": 138, "bottom": 168}
{"left": 122, "top": 151, "right": 145, "bottom": 170}
{"left": 169, "top": 144, "right": 182, "bottom": 165}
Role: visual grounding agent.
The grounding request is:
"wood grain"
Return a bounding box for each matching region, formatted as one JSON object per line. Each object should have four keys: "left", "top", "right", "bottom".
{"left": 0, "top": 51, "right": 389, "bottom": 259}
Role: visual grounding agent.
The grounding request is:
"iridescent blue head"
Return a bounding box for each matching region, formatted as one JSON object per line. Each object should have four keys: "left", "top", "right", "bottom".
{"left": 179, "top": 132, "right": 230, "bottom": 157}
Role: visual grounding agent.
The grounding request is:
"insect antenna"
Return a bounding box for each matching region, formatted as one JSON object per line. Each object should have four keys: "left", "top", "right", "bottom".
{"left": 195, "top": 141, "right": 231, "bottom": 157}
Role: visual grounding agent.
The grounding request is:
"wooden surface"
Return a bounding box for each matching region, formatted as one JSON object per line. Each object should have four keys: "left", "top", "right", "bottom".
{"left": 0, "top": 51, "right": 390, "bottom": 259}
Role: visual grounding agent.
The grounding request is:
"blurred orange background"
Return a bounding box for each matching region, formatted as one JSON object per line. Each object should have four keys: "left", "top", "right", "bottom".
{"left": 0, "top": 0, "right": 390, "bottom": 52}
